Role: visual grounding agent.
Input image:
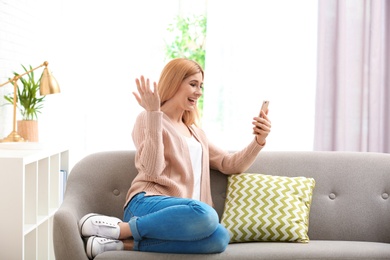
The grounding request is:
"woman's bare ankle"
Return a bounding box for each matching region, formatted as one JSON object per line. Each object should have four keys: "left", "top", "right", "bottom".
{"left": 122, "top": 239, "right": 134, "bottom": 251}
{"left": 118, "top": 222, "right": 133, "bottom": 239}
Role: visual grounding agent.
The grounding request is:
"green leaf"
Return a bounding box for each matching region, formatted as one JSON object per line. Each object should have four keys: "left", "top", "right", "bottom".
{"left": 164, "top": 14, "right": 207, "bottom": 116}
{"left": 3, "top": 64, "right": 46, "bottom": 120}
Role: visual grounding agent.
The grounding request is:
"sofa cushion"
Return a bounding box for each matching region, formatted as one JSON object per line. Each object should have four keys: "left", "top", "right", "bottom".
{"left": 95, "top": 241, "right": 390, "bottom": 260}
{"left": 220, "top": 173, "right": 315, "bottom": 243}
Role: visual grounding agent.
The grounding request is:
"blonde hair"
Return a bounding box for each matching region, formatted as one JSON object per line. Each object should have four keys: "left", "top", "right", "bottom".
{"left": 158, "top": 58, "right": 204, "bottom": 126}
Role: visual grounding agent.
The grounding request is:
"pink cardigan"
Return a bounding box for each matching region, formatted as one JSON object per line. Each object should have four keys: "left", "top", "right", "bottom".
{"left": 125, "top": 111, "right": 264, "bottom": 208}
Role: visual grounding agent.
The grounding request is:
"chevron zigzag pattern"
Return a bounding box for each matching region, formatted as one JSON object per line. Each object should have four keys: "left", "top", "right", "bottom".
{"left": 221, "top": 173, "right": 315, "bottom": 243}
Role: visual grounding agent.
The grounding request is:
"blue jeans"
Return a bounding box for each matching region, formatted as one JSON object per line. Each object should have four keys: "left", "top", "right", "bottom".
{"left": 123, "top": 192, "right": 230, "bottom": 254}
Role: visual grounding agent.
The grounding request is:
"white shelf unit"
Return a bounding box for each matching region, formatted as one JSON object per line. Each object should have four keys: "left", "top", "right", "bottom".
{"left": 0, "top": 147, "right": 69, "bottom": 260}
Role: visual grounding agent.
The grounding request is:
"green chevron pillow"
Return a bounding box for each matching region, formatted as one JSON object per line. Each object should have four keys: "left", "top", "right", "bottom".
{"left": 221, "top": 173, "right": 315, "bottom": 243}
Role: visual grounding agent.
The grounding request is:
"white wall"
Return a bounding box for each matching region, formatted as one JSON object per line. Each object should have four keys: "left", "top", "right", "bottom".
{"left": 0, "top": 0, "right": 317, "bottom": 168}
{"left": 0, "top": 0, "right": 40, "bottom": 137}
{"left": 53, "top": 0, "right": 207, "bottom": 165}
{"left": 203, "top": 0, "right": 318, "bottom": 151}
{"left": 0, "top": 0, "right": 207, "bottom": 167}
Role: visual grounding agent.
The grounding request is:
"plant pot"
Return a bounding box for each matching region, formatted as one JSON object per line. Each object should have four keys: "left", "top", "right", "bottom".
{"left": 17, "top": 120, "right": 39, "bottom": 142}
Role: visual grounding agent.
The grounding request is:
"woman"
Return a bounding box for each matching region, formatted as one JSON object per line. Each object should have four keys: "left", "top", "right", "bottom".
{"left": 78, "top": 58, "right": 271, "bottom": 259}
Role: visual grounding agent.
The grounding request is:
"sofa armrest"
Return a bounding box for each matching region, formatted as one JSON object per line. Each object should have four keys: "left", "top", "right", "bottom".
{"left": 53, "top": 151, "right": 136, "bottom": 259}
{"left": 53, "top": 204, "right": 88, "bottom": 260}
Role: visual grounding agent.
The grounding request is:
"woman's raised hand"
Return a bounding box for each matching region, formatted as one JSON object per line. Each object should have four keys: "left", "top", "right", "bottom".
{"left": 132, "top": 75, "right": 161, "bottom": 111}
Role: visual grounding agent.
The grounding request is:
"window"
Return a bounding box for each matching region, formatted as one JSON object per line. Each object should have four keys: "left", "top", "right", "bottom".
{"left": 203, "top": 0, "right": 318, "bottom": 151}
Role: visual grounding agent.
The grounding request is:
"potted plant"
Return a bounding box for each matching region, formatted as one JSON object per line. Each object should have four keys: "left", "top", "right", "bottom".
{"left": 3, "top": 64, "right": 45, "bottom": 142}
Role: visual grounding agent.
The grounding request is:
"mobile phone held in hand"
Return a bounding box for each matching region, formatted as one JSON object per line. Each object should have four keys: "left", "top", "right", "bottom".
{"left": 253, "top": 100, "right": 269, "bottom": 134}
{"left": 258, "top": 100, "right": 269, "bottom": 118}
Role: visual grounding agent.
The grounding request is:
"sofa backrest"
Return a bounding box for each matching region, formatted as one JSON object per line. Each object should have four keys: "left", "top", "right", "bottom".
{"left": 64, "top": 151, "right": 136, "bottom": 220}
{"left": 211, "top": 151, "right": 390, "bottom": 243}
{"left": 65, "top": 150, "right": 390, "bottom": 243}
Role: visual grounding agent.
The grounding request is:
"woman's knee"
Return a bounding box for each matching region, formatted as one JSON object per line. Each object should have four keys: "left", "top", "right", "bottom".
{"left": 188, "top": 201, "right": 219, "bottom": 232}
{"left": 206, "top": 224, "right": 230, "bottom": 253}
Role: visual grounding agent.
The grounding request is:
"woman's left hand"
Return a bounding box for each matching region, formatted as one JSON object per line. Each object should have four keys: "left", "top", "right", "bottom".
{"left": 252, "top": 110, "right": 271, "bottom": 146}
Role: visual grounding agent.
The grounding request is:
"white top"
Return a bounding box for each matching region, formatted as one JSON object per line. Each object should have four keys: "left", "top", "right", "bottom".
{"left": 185, "top": 135, "right": 202, "bottom": 200}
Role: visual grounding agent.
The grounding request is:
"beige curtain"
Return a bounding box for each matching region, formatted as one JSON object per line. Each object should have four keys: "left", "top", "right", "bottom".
{"left": 314, "top": 0, "right": 390, "bottom": 152}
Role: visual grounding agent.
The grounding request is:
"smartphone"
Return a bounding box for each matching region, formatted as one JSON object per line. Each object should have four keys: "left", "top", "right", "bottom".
{"left": 258, "top": 100, "right": 269, "bottom": 118}
{"left": 253, "top": 101, "right": 269, "bottom": 134}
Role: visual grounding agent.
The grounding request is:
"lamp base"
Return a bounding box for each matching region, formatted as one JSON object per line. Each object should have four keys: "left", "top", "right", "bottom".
{"left": 0, "top": 131, "right": 25, "bottom": 142}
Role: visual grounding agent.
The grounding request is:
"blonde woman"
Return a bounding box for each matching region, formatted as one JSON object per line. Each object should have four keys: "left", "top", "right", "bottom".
{"left": 78, "top": 58, "right": 271, "bottom": 259}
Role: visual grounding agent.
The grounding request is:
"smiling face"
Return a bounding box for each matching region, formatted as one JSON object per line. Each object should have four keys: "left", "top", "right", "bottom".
{"left": 158, "top": 58, "right": 204, "bottom": 126}
{"left": 170, "top": 72, "right": 203, "bottom": 111}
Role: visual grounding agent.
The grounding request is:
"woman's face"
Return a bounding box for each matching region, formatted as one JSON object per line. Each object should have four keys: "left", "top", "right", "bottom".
{"left": 171, "top": 72, "right": 203, "bottom": 111}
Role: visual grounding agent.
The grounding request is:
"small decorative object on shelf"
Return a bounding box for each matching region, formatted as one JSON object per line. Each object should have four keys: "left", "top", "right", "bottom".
{"left": 0, "top": 61, "right": 60, "bottom": 142}
{"left": 59, "top": 170, "right": 68, "bottom": 203}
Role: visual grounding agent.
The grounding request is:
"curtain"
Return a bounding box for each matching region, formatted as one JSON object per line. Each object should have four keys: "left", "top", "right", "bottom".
{"left": 314, "top": 0, "right": 390, "bottom": 152}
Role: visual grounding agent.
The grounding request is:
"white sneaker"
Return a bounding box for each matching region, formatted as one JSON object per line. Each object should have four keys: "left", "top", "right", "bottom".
{"left": 86, "top": 236, "right": 124, "bottom": 259}
{"left": 79, "top": 213, "right": 121, "bottom": 239}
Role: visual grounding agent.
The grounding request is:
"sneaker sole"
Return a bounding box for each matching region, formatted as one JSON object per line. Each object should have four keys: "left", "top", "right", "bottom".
{"left": 79, "top": 213, "right": 99, "bottom": 237}
{"left": 86, "top": 236, "right": 96, "bottom": 259}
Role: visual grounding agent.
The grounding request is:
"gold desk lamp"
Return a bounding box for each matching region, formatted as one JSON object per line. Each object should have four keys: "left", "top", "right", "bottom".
{"left": 0, "top": 61, "right": 60, "bottom": 142}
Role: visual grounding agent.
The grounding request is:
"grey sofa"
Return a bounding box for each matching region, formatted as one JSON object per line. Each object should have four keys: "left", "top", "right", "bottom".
{"left": 53, "top": 151, "right": 390, "bottom": 260}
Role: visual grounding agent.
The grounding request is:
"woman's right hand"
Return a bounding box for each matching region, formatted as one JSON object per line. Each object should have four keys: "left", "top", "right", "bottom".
{"left": 132, "top": 75, "right": 161, "bottom": 111}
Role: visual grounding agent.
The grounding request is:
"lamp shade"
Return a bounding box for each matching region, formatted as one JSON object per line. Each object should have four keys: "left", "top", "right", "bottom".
{"left": 40, "top": 67, "right": 60, "bottom": 95}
